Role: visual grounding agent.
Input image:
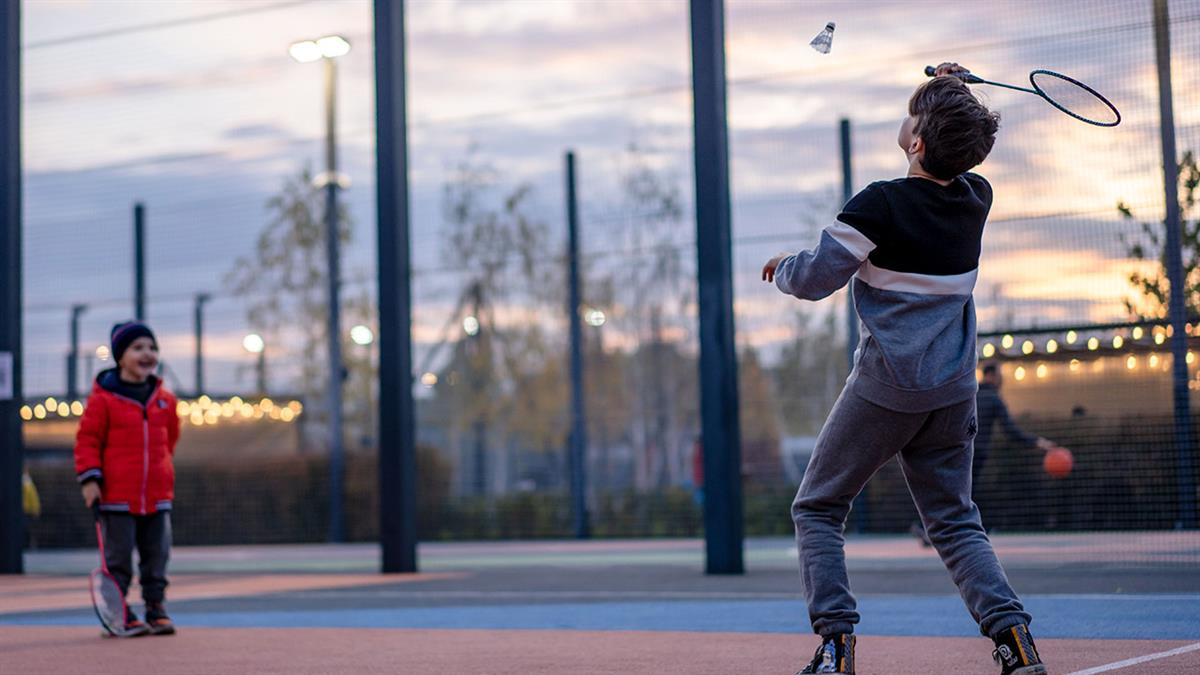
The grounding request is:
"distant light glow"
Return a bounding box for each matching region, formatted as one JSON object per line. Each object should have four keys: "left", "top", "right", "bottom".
{"left": 96, "top": 345, "right": 111, "bottom": 361}
{"left": 1155, "top": 332, "right": 1166, "bottom": 345}
{"left": 1066, "top": 330, "right": 1077, "bottom": 344}
{"left": 1149, "top": 354, "right": 1160, "bottom": 368}
{"left": 350, "top": 324, "right": 375, "bottom": 346}
{"left": 1126, "top": 355, "right": 1137, "bottom": 370}
{"left": 1087, "top": 337, "right": 1099, "bottom": 351}
{"left": 1036, "top": 364, "right": 1048, "bottom": 379}
{"left": 1022, "top": 340, "right": 1034, "bottom": 355}
{"left": 585, "top": 308, "right": 607, "bottom": 327}
{"left": 463, "top": 316, "right": 480, "bottom": 336}
{"left": 289, "top": 40, "right": 322, "bottom": 63}
{"left": 1069, "top": 359, "right": 1081, "bottom": 372}
{"left": 57, "top": 402, "right": 69, "bottom": 417}
{"left": 243, "top": 333, "right": 265, "bottom": 354}
{"left": 421, "top": 372, "right": 438, "bottom": 387}
{"left": 19, "top": 406, "right": 32, "bottom": 421}
{"left": 70, "top": 401, "right": 84, "bottom": 416}
{"left": 1112, "top": 335, "right": 1124, "bottom": 349}
{"left": 33, "top": 404, "right": 46, "bottom": 420}
{"left": 315, "top": 35, "right": 351, "bottom": 58}
{"left": 1046, "top": 339, "right": 1058, "bottom": 354}
{"left": 1013, "top": 366, "right": 1026, "bottom": 381}
{"left": 1132, "top": 326, "right": 1144, "bottom": 340}
{"left": 1001, "top": 335, "right": 1014, "bottom": 349}
{"left": 981, "top": 343, "right": 995, "bottom": 358}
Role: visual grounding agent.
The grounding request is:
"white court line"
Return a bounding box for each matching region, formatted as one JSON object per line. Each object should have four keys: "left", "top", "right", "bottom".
{"left": 1064, "top": 642, "right": 1200, "bottom": 675}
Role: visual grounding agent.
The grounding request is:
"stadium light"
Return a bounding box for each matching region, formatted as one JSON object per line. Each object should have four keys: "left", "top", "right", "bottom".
{"left": 289, "top": 35, "right": 350, "bottom": 63}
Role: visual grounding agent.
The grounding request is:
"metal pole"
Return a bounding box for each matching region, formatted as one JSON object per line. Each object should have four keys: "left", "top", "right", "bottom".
{"left": 0, "top": 0, "right": 23, "bottom": 573}
{"left": 565, "top": 150, "right": 590, "bottom": 539}
{"left": 840, "top": 119, "right": 858, "bottom": 369}
{"left": 374, "top": 0, "right": 418, "bottom": 573}
{"left": 1154, "top": 0, "right": 1195, "bottom": 529}
{"left": 323, "top": 56, "right": 346, "bottom": 544}
{"left": 840, "top": 119, "right": 870, "bottom": 534}
{"left": 689, "top": 0, "right": 744, "bottom": 575}
{"left": 194, "top": 293, "right": 210, "bottom": 397}
{"left": 257, "top": 350, "right": 267, "bottom": 395}
{"left": 134, "top": 202, "right": 145, "bottom": 320}
{"left": 68, "top": 304, "right": 87, "bottom": 400}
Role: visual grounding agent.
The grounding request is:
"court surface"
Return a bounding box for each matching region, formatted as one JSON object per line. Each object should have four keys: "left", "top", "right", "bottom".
{"left": 3, "top": 534, "right": 1199, "bottom": 674}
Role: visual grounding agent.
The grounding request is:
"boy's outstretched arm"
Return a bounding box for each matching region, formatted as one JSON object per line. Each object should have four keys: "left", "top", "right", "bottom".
{"left": 762, "top": 220, "right": 875, "bottom": 300}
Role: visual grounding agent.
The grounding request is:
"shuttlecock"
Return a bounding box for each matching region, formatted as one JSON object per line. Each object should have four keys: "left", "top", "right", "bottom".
{"left": 810, "top": 21, "right": 835, "bottom": 54}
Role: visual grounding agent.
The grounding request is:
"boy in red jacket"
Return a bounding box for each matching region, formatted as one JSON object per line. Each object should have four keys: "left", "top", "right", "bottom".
{"left": 75, "top": 321, "right": 180, "bottom": 636}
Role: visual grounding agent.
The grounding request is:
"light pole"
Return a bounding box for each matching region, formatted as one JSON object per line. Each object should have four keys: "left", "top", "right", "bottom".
{"left": 67, "top": 304, "right": 87, "bottom": 399}
{"left": 290, "top": 34, "right": 351, "bottom": 543}
{"left": 194, "top": 293, "right": 210, "bottom": 397}
{"left": 351, "top": 324, "right": 375, "bottom": 449}
{"left": 242, "top": 333, "right": 266, "bottom": 395}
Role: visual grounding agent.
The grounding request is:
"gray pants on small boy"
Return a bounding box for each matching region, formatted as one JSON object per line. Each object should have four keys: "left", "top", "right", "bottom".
{"left": 792, "top": 389, "right": 1031, "bottom": 637}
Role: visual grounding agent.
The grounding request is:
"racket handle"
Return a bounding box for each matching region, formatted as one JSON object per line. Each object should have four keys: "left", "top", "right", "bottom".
{"left": 923, "top": 65, "right": 983, "bottom": 84}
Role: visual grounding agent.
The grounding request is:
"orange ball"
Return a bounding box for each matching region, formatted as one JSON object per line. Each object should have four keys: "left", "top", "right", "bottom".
{"left": 1043, "top": 447, "right": 1074, "bottom": 478}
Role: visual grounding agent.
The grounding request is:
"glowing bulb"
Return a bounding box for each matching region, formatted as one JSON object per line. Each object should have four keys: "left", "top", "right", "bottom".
{"left": 19, "top": 406, "right": 32, "bottom": 421}
{"left": 1188, "top": 352, "right": 1195, "bottom": 365}
{"left": 1022, "top": 340, "right": 1034, "bottom": 355}
{"left": 199, "top": 395, "right": 212, "bottom": 407}
{"left": 289, "top": 40, "right": 322, "bottom": 63}
{"left": 316, "top": 35, "right": 351, "bottom": 58}
{"left": 1150, "top": 354, "right": 1160, "bottom": 368}
{"left": 421, "top": 372, "right": 438, "bottom": 387}
{"left": 1112, "top": 335, "right": 1124, "bottom": 349}
{"left": 1156, "top": 333, "right": 1166, "bottom": 345}
{"left": 243, "top": 333, "right": 265, "bottom": 354}
{"left": 1046, "top": 340, "right": 1058, "bottom": 354}
{"left": 1126, "top": 355, "right": 1137, "bottom": 370}
{"left": 351, "top": 324, "right": 375, "bottom": 346}
{"left": 809, "top": 21, "right": 835, "bottom": 54}
{"left": 1087, "top": 338, "right": 1099, "bottom": 351}
{"left": 1014, "top": 366, "right": 1026, "bottom": 381}
{"left": 1001, "top": 335, "right": 1014, "bottom": 349}
{"left": 1036, "top": 364, "right": 1048, "bottom": 379}
{"left": 1132, "top": 326, "right": 1144, "bottom": 340}
{"left": 463, "top": 316, "right": 480, "bottom": 336}
{"left": 1066, "top": 331, "right": 1077, "bottom": 344}
{"left": 1069, "top": 359, "right": 1081, "bottom": 372}
{"left": 96, "top": 345, "right": 111, "bottom": 361}
{"left": 45, "top": 397, "right": 57, "bottom": 410}
{"left": 56, "top": 402, "right": 69, "bottom": 417}
{"left": 585, "top": 309, "right": 607, "bottom": 327}
{"left": 71, "top": 401, "right": 84, "bottom": 416}
{"left": 33, "top": 405, "right": 46, "bottom": 420}
{"left": 982, "top": 343, "right": 995, "bottom": 358}
{"left": 280, "top": 408, "right": 295, "bottom": 422}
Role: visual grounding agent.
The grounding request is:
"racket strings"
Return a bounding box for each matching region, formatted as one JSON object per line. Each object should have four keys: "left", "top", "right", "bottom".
{"left": 91, "top": 570, "right": 126, "bottom": 633}
{"left": 1030, "top": 71, "right": 1120, "bottom": 126}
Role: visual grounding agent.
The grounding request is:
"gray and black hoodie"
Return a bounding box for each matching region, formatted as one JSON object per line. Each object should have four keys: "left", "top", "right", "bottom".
{"left": 775, "top": 173, "right": 990, "bottom": 413}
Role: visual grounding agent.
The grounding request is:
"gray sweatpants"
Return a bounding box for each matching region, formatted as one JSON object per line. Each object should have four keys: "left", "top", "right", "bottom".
{"left": 101, "top": 511, "right": 171, "bottom": 604}
{"left": 792, "top": 390, "right": 1031, "bottom": 638}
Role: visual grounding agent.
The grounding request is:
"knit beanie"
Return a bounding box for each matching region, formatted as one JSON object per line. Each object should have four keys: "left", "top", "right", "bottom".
{"left": 111, "top": 321, "right": 157, "bottom": 363}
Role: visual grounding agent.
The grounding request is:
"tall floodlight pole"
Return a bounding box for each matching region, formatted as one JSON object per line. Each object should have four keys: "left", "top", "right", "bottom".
{"left": 290, "top": 34, "right": 351, "bottom": 543}
{"left": 690, "top": 0, "right": 744, "bottom": 575}
{"left": 68, "top": 304, "right": 88, "bottom": 399}
{"left": 0, "top": 0, "right": 23, "bottom": 574}
{"left": 565, "top": 150, "right": 590, "bottom": 539}
{"left": 134, "top": 202, "right": 146, "bottom": 320}
{"left": 194, "top": 293, "right": 210, "bottom": 397}
{"left": 374, "top": 0, "right": 418, "bottom": 573}
{"left": 1153, "top": 0, "right": 1195, "bottom": 529}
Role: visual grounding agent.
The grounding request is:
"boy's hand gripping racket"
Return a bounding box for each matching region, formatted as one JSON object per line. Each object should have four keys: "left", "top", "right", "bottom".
{"left": 89, "top": 503, "right": 129, "bottom": 636}
{"left": 924, "top": 64, "right": 1121, "bottom": 127}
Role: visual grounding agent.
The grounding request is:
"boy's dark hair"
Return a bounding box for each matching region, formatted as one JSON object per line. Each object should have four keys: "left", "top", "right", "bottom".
{"left": 908, "top": 76, "right": 1001, "bottom": 179}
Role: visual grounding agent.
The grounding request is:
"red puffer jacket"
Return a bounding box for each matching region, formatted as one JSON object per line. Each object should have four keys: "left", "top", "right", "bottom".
{"left": 74, "top": 370, "right": 180, "bottom": 515}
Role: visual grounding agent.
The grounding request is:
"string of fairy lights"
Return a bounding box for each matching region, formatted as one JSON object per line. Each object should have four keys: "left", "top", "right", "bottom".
{"left": 19, "top": 395, "right": 304, "bottom": 427}
{"left": 979, "top": 321, "right": 1200, "bottom": 389}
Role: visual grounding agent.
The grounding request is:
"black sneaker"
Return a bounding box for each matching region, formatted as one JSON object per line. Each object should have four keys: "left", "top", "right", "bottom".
{"left": 798, "top": 634, "right": 855, "bottom": 674}
{"left": 144, "top": 602, "right": 176, "bottom": 635}
{"left": 992, "top": 624, "right": 1047, "bottom": 675}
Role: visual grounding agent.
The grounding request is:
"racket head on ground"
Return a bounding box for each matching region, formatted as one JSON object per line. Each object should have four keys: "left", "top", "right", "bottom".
{"left": 89, "top": 567, "right": 125, "bottom": 635}
{"left": 1029, "top": 69, "right": 1121, "bottom": 127}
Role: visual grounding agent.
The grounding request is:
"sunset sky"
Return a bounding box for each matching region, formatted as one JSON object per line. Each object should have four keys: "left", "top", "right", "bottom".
{"left": 18, "top": 0, "right": 1200, "bottom": 396}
